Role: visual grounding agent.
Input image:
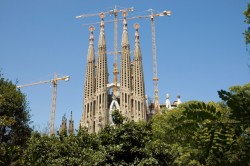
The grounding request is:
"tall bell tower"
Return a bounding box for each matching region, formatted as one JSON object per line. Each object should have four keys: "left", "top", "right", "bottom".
{"left": 81, "top": 12, "right": 146, "bottom": 133}
{"left": 131, "top": 23, "right": 146, "bottom": 121}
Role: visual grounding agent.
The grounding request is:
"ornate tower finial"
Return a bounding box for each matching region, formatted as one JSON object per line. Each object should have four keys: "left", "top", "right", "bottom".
{"left": 89, "top": 26, "right": 95, "bottom": 45}
{"left": 134, "top": 23, "right": 140, "bottom": 39}
{"left": 121, "top": 11, "right": 129, "bottom": 47}
{"left": 99, "top": 13, "right": 105, "bottom": 28}
{"left": 98, "top": 12, "right": 106, "bottom": 48}
{"left": 122, "top": 11, "right": 127, "bottom": 30}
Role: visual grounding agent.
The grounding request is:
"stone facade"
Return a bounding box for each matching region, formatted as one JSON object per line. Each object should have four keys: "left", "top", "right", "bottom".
{"left": 81, "top": 14, "right": 146, "bottom": 133}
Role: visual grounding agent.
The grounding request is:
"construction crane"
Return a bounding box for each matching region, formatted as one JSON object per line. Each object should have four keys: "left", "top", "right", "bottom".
{"left": 148, "top": 9, "right": 171, "bottom": 113}
{"left": 76, "top": 6, "right": 134, "bottom": 93}
{"left": 17, "top": 73, "right": 70, "bottom": 136}
{"left": 82, "top": 9, "right": 171, "bottom": 113}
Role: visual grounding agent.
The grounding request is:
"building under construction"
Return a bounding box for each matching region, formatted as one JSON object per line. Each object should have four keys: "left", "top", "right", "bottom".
{"left": 80, "top": 11, "right": 147, "bottom": 133}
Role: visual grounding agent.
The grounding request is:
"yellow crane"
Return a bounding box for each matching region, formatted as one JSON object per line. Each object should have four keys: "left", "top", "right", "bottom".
{"left": 82, "top": 9, "right": 171, "bottom": 113}
{"left": 17, "top": 73, "right": 70, "bottom": 136}
{"left": 76, "top": 6, "right": 134, "bottom": 93}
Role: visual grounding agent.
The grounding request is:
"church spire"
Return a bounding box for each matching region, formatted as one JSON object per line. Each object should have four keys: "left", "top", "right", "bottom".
{"left": 98, "top": 13, "right": 106, "bottom": 48}
{"left": 81, "top": 26, "right": 96, "bottom": 132}
{"left": 59, "top": 114, "right": 67, "bottom": 136}
{"left": 120, "top": 11, "right": 132, "bottom": 118}
{"left": 134, "top": 23, "right": 141, "bottom": 59}
{"left": 121, "top": 11, "right": 129, "bottom": 47}
{"left": 87, "top": 26, "right": 95, "bottom": 62}
{"left": 95, "top": 12, "right": 108, "bottom": 132}
{"left": 68, "top": 111, "right": 74, "bottom": 135}
{"left": 131, "top": 23, "right": 146, "bottom": 121}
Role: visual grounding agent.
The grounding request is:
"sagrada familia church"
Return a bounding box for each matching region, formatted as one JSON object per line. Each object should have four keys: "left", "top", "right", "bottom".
{"left": 59, "top": 10, "right": 182, "bottom": 134}
{"left": 80, "top": 12, "right": 147, "bottom": 133}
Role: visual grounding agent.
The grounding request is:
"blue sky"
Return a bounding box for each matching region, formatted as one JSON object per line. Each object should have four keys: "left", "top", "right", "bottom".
{"left": 1, "top": 0, "right": 249, "bottom": 131}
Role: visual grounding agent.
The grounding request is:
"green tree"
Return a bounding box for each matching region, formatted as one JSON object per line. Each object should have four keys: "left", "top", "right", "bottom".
{"left": 99, "top": 111, "right": 173, "bottom": 165}
{"left": 218, "top": 83, "right": 250, "bottom": 164}
{"left": 218, "top": 83, "right": 250, "bottom": 126}
{"left": 111, "top": 109, "right": 126, "bottom": 125}
{"left": 152, "top": 83, "right": 250, "bottom": 165}
{"left": 0, "top": 74, "right": 32, "bottom": 165}
{"left": 22, "top": 129, "right": 105, "bottom": 165}
{"left": 153, "top": 101, "right": 237, "bottom": 165}
{"left": 244, "top": 3, "right": 250, "bottom": 44}
{"left": 244, "top": 3, "right": 250, "bottom": 68}
{"left": 24, "top": 110, "right": 173, "bottom": 165}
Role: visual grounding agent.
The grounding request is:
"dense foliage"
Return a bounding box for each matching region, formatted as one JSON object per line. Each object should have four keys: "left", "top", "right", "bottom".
{"left": 18, "top": 83, "right": 249, "bottom": 165}
{"left": 0, "top": 76, "right": 248, "bottom": 166}
{"left": 0, "top": 74, "right": 32, "bottom": 165}
{"left": 22, "top": 130, "right": 104, "bottom": 165}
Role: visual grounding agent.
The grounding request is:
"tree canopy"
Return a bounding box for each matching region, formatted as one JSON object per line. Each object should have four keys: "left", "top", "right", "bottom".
{"left": 18, "top": 82, "right": 250, "bottom": 165}
{"left": 244, "top": 3, "right": 250, "bottom": 44}
{"left": 0, "top": 73, "right": 32, "bottom": 165}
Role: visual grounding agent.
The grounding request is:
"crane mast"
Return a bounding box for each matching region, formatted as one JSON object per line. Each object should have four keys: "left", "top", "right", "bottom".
{"left": 17, "top": 74, "right": 70, "bottom": 136}
{"left": 148, "top": 9, "right": 171, "bottom": 113}
{"left": 113, "top": 6, "right": 119, "bottom": 92}
{"left": 50, "top": 73, "right": 58, "bottom": 136}
{"left": 149, "top": 10, "right": 160, "bottom": 113}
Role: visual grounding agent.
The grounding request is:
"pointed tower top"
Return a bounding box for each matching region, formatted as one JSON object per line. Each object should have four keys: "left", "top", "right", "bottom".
{"left": 99, "top": 13, "right": 105, "bottom": 28}
{"left": 134, "top": 23, "right": 140, "bottom": 44}
{"left": 68, "top": 111, "right": 74, "bottom": 135}
{"left": 98, "top": 13, "right": 106, "bottom": 47}
{"left": 133, "top": 23, "right": 141, "bottom": 60}
{"left": 59, "top": 114, "right": 67, "bottom": 135}
{"left": 89, "top": 26, "right": 95, "bottom": 45}
{"left": 122, "top": 11, "right": 129, "bottom": 47}
{"left": 87, "top": 26, "right": 95, "bottom": 62}
{"left": 122, "top": 11, "right": 128, "bottom": 30}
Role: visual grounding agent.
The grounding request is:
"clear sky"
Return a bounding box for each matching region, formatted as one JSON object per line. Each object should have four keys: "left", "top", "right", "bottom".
{"left": 1, "top": 0, "right": 249, "bottom": 131}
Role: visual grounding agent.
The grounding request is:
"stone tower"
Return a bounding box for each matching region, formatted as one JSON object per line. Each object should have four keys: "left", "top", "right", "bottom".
{"left": 81, "top": 12, "right": 146, "bottom": 133}
{"left": 119, "top": 12, "right": 132, "bottom": 118}
{"left": 68, "top": 111, "right": 74, "bottom": 135}
{"left": 131, "top": 23, "right": 146, "bottom": 121}
{"left": 95, "top": 13, "right": 108, "bottom": 131}
{"left": 59, "top": 112, "right": 74, "bottom": 135}
{"left": 81, "top": 14, "right": 108, "bottom": 133}
{"left": 59, "top": 114, "right": 67, "bottom": 135}
{"left": 81, "top": 26, "right": 96, "bottom": 132}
